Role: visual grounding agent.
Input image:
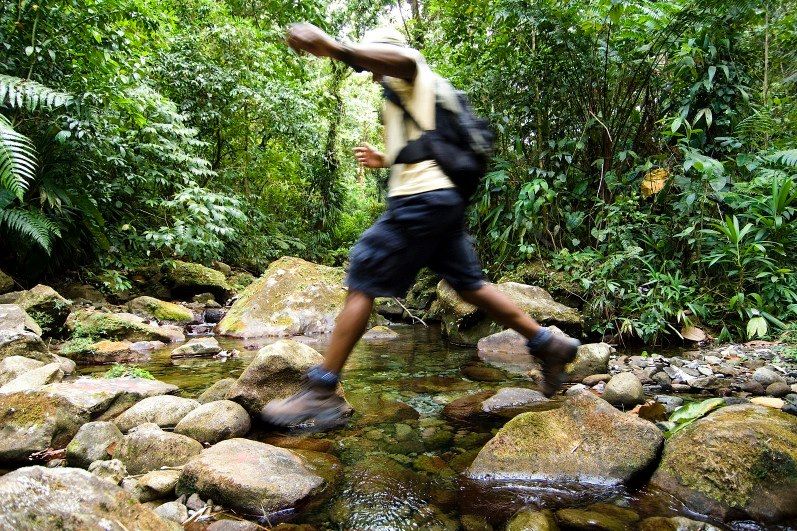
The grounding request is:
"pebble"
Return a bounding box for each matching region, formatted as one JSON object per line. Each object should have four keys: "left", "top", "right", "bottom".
{"left": 783, "top": 404, "right": 797, "bottom": 417}
{"left": 654, "top": 395, "right": 683, "bottom": 413}
{"left": 154, "top": 501, "right": 188, "bottom": 524}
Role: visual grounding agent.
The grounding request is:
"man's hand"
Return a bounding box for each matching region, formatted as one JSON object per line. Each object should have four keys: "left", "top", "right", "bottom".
{"left": 287, "top": 23, "right": 339, "bottom": 57}
{"left": 354, "top": 143, "right": 386, "bottom": 169}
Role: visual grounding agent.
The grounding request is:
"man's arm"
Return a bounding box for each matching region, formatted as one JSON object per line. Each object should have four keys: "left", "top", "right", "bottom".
{"left": 287, "top": 23, "right": 416, "bottom": 81}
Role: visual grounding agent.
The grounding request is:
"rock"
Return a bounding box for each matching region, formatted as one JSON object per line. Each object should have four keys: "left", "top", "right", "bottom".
{"left": 567, "top": 343, "right": 613, "bottom": 382}
{"left": 128, "top": 296, "right": 194, "bottom": 324}
{"left": 442, "top": 391, "right": 496, "bottom": 425}
{"left": 0, "top": 466, "right": 178, "bottom": 530}
{"left": 506, "top": 509, "right": 558, "bottom": 531}
{"left": 565, "top": 383, "right": 589, "bottom": 396}
{"left": 193, "top": 292, "right": 216, "bottom": 304}
{"left": 0, "top": 391, "right": 89, "bottom": 462}
{"left": 750, "top": 396, "right": 785, "bottom": 409}
{"left": 131, "top": 340, "right": 166, "bottom": 352}
{"left": 185, "top": 492, "right": 205, "bottom": 510}
{"left": 481, "top": 388, "right": 550, "bottom": 418}
{"left": 0, "top": 362, "right": 62, "bottom": 393}
{"left": 0, "top": 303, "right": 42, "bottom": 336}
{"left": 752, "top": 366, "right": 785, "bottom": 387}
{"left": 114, "top": 395, "right": 200, "bottom": 432}
{"left": 174, "top": 400, "right": 251, "bottom": 444}
{"left": 162, "top": 260, "right": 232, "bottom": 302}
{"left": 203, "top": 307, "right": 225, "bottom": 323}
{"left": 88, "top": 458, "right": 128, "bottom": 484}
{"left": 362, "top": 325, "right": 399, "bottom": 340}
{"left": 198, "top": 378, "right": 237, "bottom": 404}
{"left": 117, "top": 423, "right": 203, "bottom": 475}
{"left": 583, "top": 374, "right": 611, "bottom": 386}
{"left": 650, "top": 404, "right": 797, "bottom": 522}
{"left": 65, "top": 309, "right": 178, "bottom": 343}
{"left": 170, "top": 337, "right": 222, "bottom": 358}
{"left": 69, "top": 339, "right": 163, "bottom": 364}
{"left": 226, "top": 339, "right": 347, "bottom": 415}
{"left": 0, "top": 329, "right": 47, "bottom": 359}
{"left": 0, "top": 270, "right": 13, "bottom": 294}
{"left": 42, "top": 377, "right": 178, "bottom": 420}
{"left": 739, "top": 379, "right": 765, "bottom": 395}
{"left": 603, "top": 373, "right": 645, "bottom": 407}
{"left": 138, "top": 469, "right": 181, "bottom": 502}
{"left": 437, "top": 280, "right": 582, "bottom": 346}
{"left": 0, "top": 355, "right": 44, "bottom": 385}
{"left": 766, "top": 381, "right": 791, "bottom": 397}
{"left": 154, "top": 501, "right": 189, "bottom": 524}
{"left": 216, "top": 256, "right": 347, "bottom": 338}
{"left": 66, "top": 421, "right": 124, "bottom": 468}
{"left": 655, "top": 395, "right": 684, "bottom": 414}
{"left": 60, "top": 283, "right": 106, "bottom": 304}
{"left": 556, "top": 508, "right": 626, "bottom": 531}
{"left": 15, "top": 285, "right": 71, "bottom": 335}
{"left": 467, "top": 393, "right": 663, "bottom": 485}
{"left": 476, "top": 329, "right": 542, "bottom": 377}
{"left": 639, "top": 516, "right": 720, "bottom": 531}
{"left": 178, "top": 438, "right": 323, "bottom": 514}
{"left": 207, "top": 520, "right": 261, "bottom": 531}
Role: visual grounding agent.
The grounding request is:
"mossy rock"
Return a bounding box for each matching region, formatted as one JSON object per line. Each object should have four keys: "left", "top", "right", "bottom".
{"left": 506, "top": 508, "right": 559, "bottom": 531}
{"left": 0, "top": 270, "right": 13, "bottom": 294}
{"left": 0, "top": 303, "right": 42, "bottom": 336}
{"left": 229, "top": 271, "right": 256, "bottom": 293}
{"left": 0, "top": 329, "right": 47, "bottom": 361}
{"left": 162, "top": 260, "right": 231, "bottom": 302}
{"left": 127, "top": 296, "right": 194, "bottom": 324}
{"left": 65, "top": 309, "right": 176, "bottom": 343}
{"left": 650, "top": 404, "right": 797, "bottom": 522}
{"left": 15, "top": 285, "right": 72, "bottom": 336}
{"left": 499, "top": 261, "right": 586, "bottom": 308}
{"left": 217, "top": 256, "right": 347, "bottom": 338}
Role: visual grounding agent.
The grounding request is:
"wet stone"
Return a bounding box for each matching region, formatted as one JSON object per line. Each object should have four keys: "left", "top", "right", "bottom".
{"left": 556, "top": 508, "right": 626, "bottom": 531}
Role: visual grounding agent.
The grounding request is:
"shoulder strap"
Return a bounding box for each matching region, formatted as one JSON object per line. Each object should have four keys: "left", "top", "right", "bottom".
{"left": 381, "top": 82, "right": 425, "bottom": 131}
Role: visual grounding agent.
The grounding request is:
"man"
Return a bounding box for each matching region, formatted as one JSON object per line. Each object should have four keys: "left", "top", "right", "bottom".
{"left": 261, "top": 24, "right": 580, "bottom": 428}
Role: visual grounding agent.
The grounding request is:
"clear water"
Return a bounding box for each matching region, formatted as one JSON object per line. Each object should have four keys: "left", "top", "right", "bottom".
{"left": 77, "top": 325, "right": 796, "bottom": 531}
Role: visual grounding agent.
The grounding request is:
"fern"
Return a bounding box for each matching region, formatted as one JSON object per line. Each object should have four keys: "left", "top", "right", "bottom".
{"left": 0, "top": 75, "right": 72, "bottom": 111}
{"left": 0, "top": 207, "right": 60, "bottom": 254}
{"left": 767, "top": 149, "right": 797, "bottom": 168}
{"left": 0, "top": 114, "right": 37, "bottom": 200}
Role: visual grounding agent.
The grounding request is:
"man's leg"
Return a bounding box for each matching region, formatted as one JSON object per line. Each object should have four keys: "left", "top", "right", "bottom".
{"left": 322, "top": 290, "right": 374, "bottom": 373}
{"left": 457, "top": 284, "right": 580, "bottom": 396}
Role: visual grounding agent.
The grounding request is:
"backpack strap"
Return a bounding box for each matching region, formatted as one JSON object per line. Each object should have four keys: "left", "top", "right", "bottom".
{"left": 381, "top": 82, "right": 433, "bottom": 164}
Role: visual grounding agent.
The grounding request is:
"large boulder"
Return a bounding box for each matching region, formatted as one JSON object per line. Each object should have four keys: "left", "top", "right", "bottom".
{"left": 66, "top": 421, "right": 124, "bottom": 468}
{"left": 0, "top": 391, "right": 89, "bottom": 462}
{"left": 467, "top": 393, "right": 663, "bottom": 485}
{"left": 650, "top": 404, "right": 797, "bottom": 522}
{"left": 197, "top": 378, "right": 237, "bottom": 404}
{"left": 65, "top": 309, "right": 178, "bottom": 343}
{"left": 0, "top": 466, "right": 179, "bottom": 530}
{"left": 162, "top": 260, "right": 231, "bottom": 302}
{"left": 178, "top": 438, "right": 324, "bottom": 514}
{"left": 114, "top": 395, "right": 200, "bottom": 432}
{"left": 63, "top": 339, "right": 157, "bottom": 364}
{"left": 0, "top": 355, "right": 44, "bottom": 385}
{"left": 0, "top": 362, "right": 62, "bottom": 393}
{"left": 477, "top": 329, "right": 542, "bottom": 377}
{"left": 216, "top": 256, "right": 347, "bottom": 338}
{"left": 436, "top": 280, "right": 582, "bottom": 346}
{"left": 0, "top": 303, "right": 42, "bottom": 336}
{"left": 226, "top": 339, "right": 348, "bottom": 415}
{"left": 127, "top": 296, "right": 194, "bottom": 325}
{"left": 174, "top": 400, "right": 251, "bottom": 444}
{"left": 0, "top": 329, "right": 47, "bottom": 360}
{"left": 0, "top": 269, "right": 13, "bottom": 294}
{"left": 15, "top": 284, "right": 71, "bottom": 335}
{"left": 566, "top": 343, "right": 613, "bottom": 382}
{"left": 117, "top": 423, "right": 203, "bottom": 475}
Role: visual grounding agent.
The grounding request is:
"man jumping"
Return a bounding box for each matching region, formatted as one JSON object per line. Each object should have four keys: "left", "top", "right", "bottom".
{"left": 261, "top": 24, "right": 580, "bottom": 429}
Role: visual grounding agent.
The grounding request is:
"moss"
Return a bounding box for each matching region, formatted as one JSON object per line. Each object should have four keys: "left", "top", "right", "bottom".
{"left": 229, "top": 272, "right": 255, "bottom": 293}
{"left": 69, "top": 309, "right": 169, "bottom": 342}
{"left": 0, "top": 392, "right": 54, "bottom": 427}
{"left": 165, "top": 260, "right": 230, "bottom": 296}
{"left": 60, "top": 337, "right": 95, "bottom": 355}
{"left": 128, "top": 296, "right": 193, "bottom": 323}
{"left": 103, "top": 364, "right": 155, "bottom": 380}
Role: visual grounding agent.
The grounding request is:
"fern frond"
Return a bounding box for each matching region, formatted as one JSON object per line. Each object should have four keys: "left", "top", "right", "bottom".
{"left": 0, "top": 75, "right": 72, "bottom": 111}
{"left": 0, "top": 207, "right": 59, "bottom": 253}
{"left": 767, "top": 149, "right": 797, "bottom": 168}
{"left": 0, "top": 114, "right": 38, "bottom": 200}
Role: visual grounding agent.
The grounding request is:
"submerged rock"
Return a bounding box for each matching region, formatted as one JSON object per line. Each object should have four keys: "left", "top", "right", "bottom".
{"left": 476, "top": 329, "right": 542, "bottom": 377}
{"left": 0, "top": 466, "right": 178, "bottom": 530}
{"left": 128, "top": 296, "right": 194, "bottom": 325}
{"left": 66, "top": 421, "right": 124, "bottom": 468}
{"left": 174, "top": 400, "right": 251, "bottom": 444}
{"left": 467, "top": 393, "right": 663, "bottom": 485}
{"left": 506, "top": 509, "right": 558, "bottom": 531}
{"left": 217, "top": 256, "right": 347, "bottom": 338}
{"left": 117, "top": 423, "right": 203, "bottom": 475}
{"left": 114, "top": 395, "right": 200, "bottom": 432}
{"left": 650, "top": 404, "right": 797, "bottom": 522}
{"left": 362, "top": 325, "right": 399, "bottom": 340}
{"left": 178, "top": 438, "right": 324, "bottom": 514}
{"left": 639, "top": 516, "right": 720, "bottom": 531}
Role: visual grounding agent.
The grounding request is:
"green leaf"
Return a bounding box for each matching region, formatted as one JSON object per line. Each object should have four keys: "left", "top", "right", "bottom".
{"left": 747, "top": 316, "right": 767, "bottom": 339}
{"left": 665, "top": 398, "right": 724, "bottom": 437}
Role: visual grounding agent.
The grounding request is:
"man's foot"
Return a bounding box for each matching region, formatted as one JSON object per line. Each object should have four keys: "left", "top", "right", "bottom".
{"left": 260, "top": 379, "right": 350, "bottom": 430}
{"left": 528, "top": 329, "right": 580, "bottom": 397}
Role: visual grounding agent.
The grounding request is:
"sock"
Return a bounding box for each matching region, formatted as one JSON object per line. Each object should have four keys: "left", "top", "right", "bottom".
{"left": 526, "top": 327, "right": 553, "bottom": 352}
{"left": 306, "top": 365, "right": 339, "bottom": 389}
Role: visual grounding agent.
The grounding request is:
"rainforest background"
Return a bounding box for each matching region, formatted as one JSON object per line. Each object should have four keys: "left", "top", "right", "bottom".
{"left": 1, "top": 0, "right": 795, "bottom": 345}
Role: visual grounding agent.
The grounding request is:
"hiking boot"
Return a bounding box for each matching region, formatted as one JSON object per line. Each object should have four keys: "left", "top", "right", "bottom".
{"left": 260, "top": 378, "right": 351, "bottom": 430}
{"left": 528, "top": 330, "right": 580, "bottom": 397}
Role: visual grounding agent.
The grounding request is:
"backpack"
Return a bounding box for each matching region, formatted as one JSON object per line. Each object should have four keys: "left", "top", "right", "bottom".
{"left": 382, "top": 78, "right": 494, "bottom": 201}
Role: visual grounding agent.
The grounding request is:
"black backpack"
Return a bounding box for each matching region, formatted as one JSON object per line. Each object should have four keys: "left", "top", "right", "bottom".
{"left": 382, "top": 78, "right": 494, "bottom": 201}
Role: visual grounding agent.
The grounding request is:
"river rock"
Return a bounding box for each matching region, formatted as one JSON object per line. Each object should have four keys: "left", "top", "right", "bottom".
{"left": 467, "top": 393, "right": 663, "bottom": 485}
{"left": 65, "top": 309, "right": 177, "bottom": 343}
{"left": 174, "top": 400, "right": 250, "bottom": 444}
{"left": 0, "top": 466, "right": 179, "bottom": 530}
{"left": 88, "top": 458, "right": 127, "bottom": 484}
{"left": 750, "top": 396, "right": 785, "bottom": 409}
{"left": 42, "top": 377, "right": 178, "bottom": 420}
{"left": 650, "top": 404, "right": 797, "bottom": 522}
{"left": 766, "top": 381, "right": 791, "bottom": 397}
{"left": 0, "top": 329, "right": 46, "bottom": 359}
{"left": 198, "top": 378, "right": 237, "bottom": 404}
{"left": 74, "top": 339, "right": 156, "bottom": 364}
{"left": 506, "top": 509, "right": 558, "bottom": 531}
{"left": 655, "top": 395, "right": 684, "bottom": 414}
{"left": 567, "top": 343, "right": 613, "bottom": 382}
{"left": 602, "top": 373, "right": 645, "bottom": 407}
{"left": 226, "top": 339, "right": 347, "bottom": 415}
{"left": 0, "top": 303, "right": 42, "bottom": 336}
{"left": 639, "top": 516, "right": 720, "bottom": 531}
{"left": 476, "top": 329, "right": 543, "bottom": 377}
{"left": 437, "top": 280, "right": 582, "bottom": 346}
{"left": 0, "top": 362, "right": 62, "bottom": 393}
{"left": 15, "top": 284, "right": 71, "bottom": 335}
{"left": 170, "top": 337, "right": 222, "bottom": 358}
{"left": 362, "top": 325, "right": 399, "bottom": 340}
{"left": 128, "top": 296, "right": 194, "bottom": 325}
{"left": 60, "top": 283, "right": 106, "bottom": 304}
{"left": 752, "top": 366, "right": 785, "bottom": 387}
{"left": 481, "top": 387, "right": 551, "bottom": 418}
{"left": 117, "top": 423, "right": 203, "bottom": 475}
{"left": 556, "top": 508, "right": 627, "bottom": 531}
{"left": 0, "top": 270, "right": 12, "bottom": 294}
{"left": 114, "top": 395, "right": 200, "bottom": 432}
{"left": 216, "top": 256, "right": 347, "bottom": 338}
{"left": 442, "top": 390, "right": 496, "bottom": 425}
{"left": 583, "top": 374, "right": 611, "bottom": 386}
{"left": 0, "top": 355, "right": 44, "bottom": 385}
{"left": 178, "top": 438, "right": 323, "bottom": 513}
{"left": 66, "top": 421, "right": 124, "bottom": 468}
{"left": 162, "top": 260, "right": 232, "bottom": 302}
{"left": 139, "top": 469, "right": 181, "bottom": 502}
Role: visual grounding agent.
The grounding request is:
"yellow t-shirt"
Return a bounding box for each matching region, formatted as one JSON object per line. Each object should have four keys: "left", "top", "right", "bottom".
{"left": 383, "top": 52, "right": 455, "bottom": 197}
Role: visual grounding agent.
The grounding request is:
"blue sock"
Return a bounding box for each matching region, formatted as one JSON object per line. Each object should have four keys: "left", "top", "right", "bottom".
{"left": 526, "top": 327, "right": 553, "bottom": 351}
{"left": 306, "top": 365, "right": 339, "bottom": 389}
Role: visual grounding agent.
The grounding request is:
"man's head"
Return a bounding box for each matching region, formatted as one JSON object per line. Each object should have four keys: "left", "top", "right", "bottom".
{"left": 359, "top": 28, "right": 409, "bottom": 83}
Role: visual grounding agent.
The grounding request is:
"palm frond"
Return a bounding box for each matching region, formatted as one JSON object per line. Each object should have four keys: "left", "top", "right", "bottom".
{"left": 0, "top": 114, "right": 38, "bottom": 200}
{"left": 0, "top": 75, "right": 72, "bottom": 111}
{"left": 0, "top": 206, "right": 59, "bottom": 254}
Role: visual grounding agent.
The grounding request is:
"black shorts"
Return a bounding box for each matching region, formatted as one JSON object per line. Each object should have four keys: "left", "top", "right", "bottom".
{"left": 346, "top": 188, "right": 485, "bottom": 298}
